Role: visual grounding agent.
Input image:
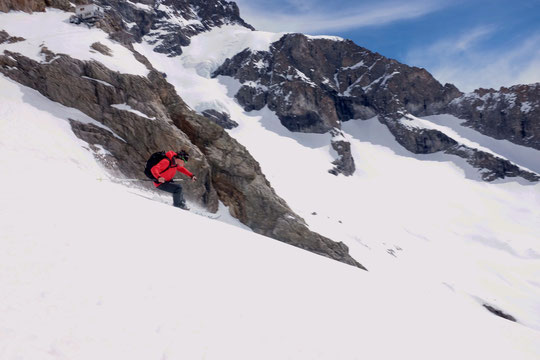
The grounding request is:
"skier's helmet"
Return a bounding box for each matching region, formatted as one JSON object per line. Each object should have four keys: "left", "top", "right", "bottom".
{"left": 176, "top": 150, "right": 189, "bottom": 162}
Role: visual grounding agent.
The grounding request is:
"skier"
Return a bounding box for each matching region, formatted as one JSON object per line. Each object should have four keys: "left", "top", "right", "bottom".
{"left": 150, "top": 150, "right": 197, "bottom": 210}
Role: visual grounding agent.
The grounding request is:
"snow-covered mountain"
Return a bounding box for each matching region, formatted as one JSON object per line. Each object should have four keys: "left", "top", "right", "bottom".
{"left": 2, "top": 54, "right": 540, "bottom": 360}
{"left": 1, "top": 1, "right": 540, "bottom": 358}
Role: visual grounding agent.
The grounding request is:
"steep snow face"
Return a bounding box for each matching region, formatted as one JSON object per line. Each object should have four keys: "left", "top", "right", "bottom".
{"left": 179, "top": 25, "right": 283, "bottom": 77}
{"left": 2, "top": 74, "right": 540, "bottom": 360}
{"left": 0, "top": 9, "right": 149, "bottom": 76}
{"left": 134, "top": 25, "right": 540, "bottom": 332}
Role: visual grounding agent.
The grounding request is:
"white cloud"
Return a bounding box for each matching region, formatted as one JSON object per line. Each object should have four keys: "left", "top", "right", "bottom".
{"left": 453, "top": 25, "right": 496, "bottom": 51}
{"left": 406, "top": 28, "right": 540, "bottom": 92}
{"left": 235, "top": 0, "right": 449, "bottom": 34}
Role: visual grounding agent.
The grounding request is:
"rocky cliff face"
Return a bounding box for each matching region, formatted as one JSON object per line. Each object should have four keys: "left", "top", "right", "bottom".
{"left": 0, "top": 0, "right": 253, "bottom": 54}
{"left": 213, "top": 33, "right": 462, "bottom": 133}
{"left": 384, "top": 114, "right": 539, "bottom": 182}
{"left": 0, "top": 0, "right": 73, "bottom": 13}
{"left": 93, "top": 0, "right": 253, "bottom": 55}
{"left": 448, "top": 84, "right": 540, "bottom": 151}
{"left": 0, "top": 39, "right": 364, "bottom": 268}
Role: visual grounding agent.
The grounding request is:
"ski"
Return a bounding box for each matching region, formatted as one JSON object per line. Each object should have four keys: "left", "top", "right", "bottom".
{"left": 127, "top": 190, "right": 221, "bottom": 219}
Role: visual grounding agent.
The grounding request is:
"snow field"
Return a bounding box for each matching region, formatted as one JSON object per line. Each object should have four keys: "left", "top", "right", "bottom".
{"left": 137, "top": 25, "right": 540, "bottom": 332}
{"left": 3, "top": 72, "right": 539, "bottom": 359}
{"left": 0, "top": 9, "right": 149, "bottom": 76}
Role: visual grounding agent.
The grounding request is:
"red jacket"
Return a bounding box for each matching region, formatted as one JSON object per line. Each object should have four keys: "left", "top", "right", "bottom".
{"left": 151, "top": 151, "right": 193, "bottom": 187}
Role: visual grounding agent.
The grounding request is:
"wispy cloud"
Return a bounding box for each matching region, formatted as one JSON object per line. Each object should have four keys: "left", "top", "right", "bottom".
{"left": 406, "top": 27, "right": 540, "bottom": 92}
{"left": 453, "top": 25, "right": 496, "bottom": 51}
{"left": 235, "top": 0, "right": 449, "bottom": 34}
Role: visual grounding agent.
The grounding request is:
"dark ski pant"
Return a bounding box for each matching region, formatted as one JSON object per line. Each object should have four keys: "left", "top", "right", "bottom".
{"left": 156, "top": 182, "right": 186, "bottom": 208}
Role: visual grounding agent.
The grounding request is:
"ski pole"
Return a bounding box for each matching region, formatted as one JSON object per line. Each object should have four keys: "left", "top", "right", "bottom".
{"left": 97, "top": 177, "right": 182, "bottom": 182}
{"left": 97, "top": 177, "right": 153, "bottom": 182}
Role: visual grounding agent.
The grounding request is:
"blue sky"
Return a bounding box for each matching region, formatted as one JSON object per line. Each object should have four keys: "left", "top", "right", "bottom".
{"left": 233, "top": 0, "right": 540, "bottom": 92}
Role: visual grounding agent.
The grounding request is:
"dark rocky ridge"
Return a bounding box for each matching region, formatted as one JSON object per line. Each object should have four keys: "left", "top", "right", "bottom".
{"left": 329, "top": 129, "right": 355, "bottom": 176}
{"left": 0, "top": 0, "right": 74, "bottom": 12}
{"left": 93, "top": 0, "right": 253, "bottom": 55}
{"left": 383, "top": 115, "right": 539, "bottom": 182}
{"left": 90, "top": 41, "right": 112, "bottom": 56}
{"left": 0, "top": 0, "right": 253, "bottom": 55}
{"left": 448, "top": 84, "right": 540, "bottom": 151}
{"left": 0, "top": 46, "right": 364, "bottom": 269}
{"left": 202, "top": 109, "right": 238, "bottom": 129}
{"left": 0, "top": 29, "right": 25, "bottom": 44}
{"left": 213, "top": 33, "right": 462, "bottom": 133}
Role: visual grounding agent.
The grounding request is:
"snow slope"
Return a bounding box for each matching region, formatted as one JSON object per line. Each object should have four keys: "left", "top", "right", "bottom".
{"left": 425, "top": 114, "right": 540, "bottom": 174}
{"left": 0, "top": 9, "right": 148, "bottom": 76}
{"left": 133, "top": 25, "right": 540, "bottom": 333}
{"left": 2, "top": 9, "right": 540, "bottom": 358}
{"left": 398, "top": 113, "right": 538, "bottom": 174}
{"left": 2, "top": 72, "right": 540, "bottom": 359}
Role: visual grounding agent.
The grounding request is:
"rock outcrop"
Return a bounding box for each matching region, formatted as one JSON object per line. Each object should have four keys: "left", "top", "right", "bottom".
{"left": 213, "top": 33, "right": 462, "bottom": 133}
{"left": 329, "top": 129, "right": 355, "bottom": 176}
{"left": 92, "top": 0, "right": 253, "bottom": 54}
{"left": 448, "top": 84, "right": 540, "bottom": 151}
{"left": 90, "top": 41, "right": 112, "bottom": 56}
{"left": 202, "top": 109, "right": 238, "bottom": 129}
{"left": 383, "top": 115, "right": 539, "bottom": 182}
{"left": 0, "top": 30, "right": 24, "bottom": 44}
{"left": 0, "top": 0, "right": 74, "bottom": 12}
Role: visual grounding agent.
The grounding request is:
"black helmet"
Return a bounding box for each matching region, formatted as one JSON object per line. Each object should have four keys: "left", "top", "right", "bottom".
{"left": 176, "top": 150, "right": 189, "bottom": 162}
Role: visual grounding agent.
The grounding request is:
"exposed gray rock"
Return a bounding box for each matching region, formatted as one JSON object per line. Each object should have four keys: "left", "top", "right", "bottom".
{"left": 201, "top": 109, "right": 238, "bottom": 129}
{"left": 329, "top": 130, "right": 355, "bottom": 176}
{"left": 0, "top": 0, "right": 74, "bottom": 13}
{"left": 90, "top": 42, "right": 112, "bottom": 56}
{"left": 92, "top": 0, "right": 253, "bottom": 55}
{"left": 0, "top": 30, "right": 25, "bottom": 44}
{"left": 448, "top": 84, "right": 540, "bottom": 151}
{"left": 446, "top": 145, "right": 539, "bottom": 182}
{"left": 39, "top": 46, "right": 57, "bottom": 62}
{"left": 213, "top": 33, "right": 462, "bottom": 133}
{"left": 383, "top": 116, "right": 458, "bottom": 154}
{"left": 382, "top": 115, "right": 539, "bottom": 182}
